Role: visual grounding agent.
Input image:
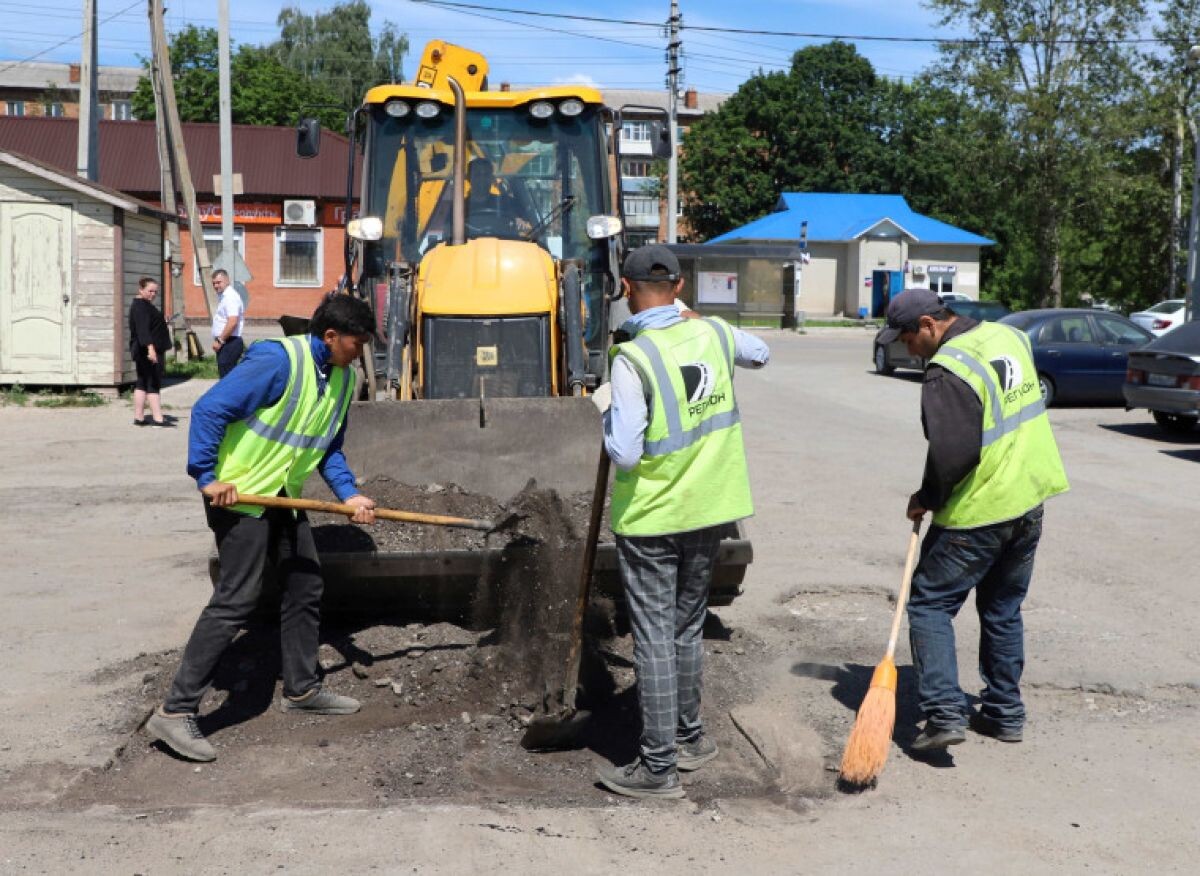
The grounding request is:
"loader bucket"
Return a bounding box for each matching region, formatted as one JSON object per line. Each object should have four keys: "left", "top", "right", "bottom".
{"left": 211, "top": 396, "right": 752, "bottom": 618}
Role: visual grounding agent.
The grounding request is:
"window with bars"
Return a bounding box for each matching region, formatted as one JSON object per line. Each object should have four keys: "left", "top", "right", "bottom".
{"left": 275, "top": 227, "right": 323, "bottom": 287}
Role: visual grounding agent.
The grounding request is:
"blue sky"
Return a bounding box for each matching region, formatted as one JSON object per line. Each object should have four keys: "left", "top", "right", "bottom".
{"left": 0, "top": 1, "right": 960, "bottom": 93}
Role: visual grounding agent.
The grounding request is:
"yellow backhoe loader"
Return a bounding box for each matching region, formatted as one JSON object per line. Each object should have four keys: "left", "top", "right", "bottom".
{"left": 285, "top": 41, "right": 752, "bottom": 613}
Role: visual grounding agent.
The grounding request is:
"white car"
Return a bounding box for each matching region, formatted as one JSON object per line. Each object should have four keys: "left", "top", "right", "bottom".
{"left": 1130, "top": 299, "right": 1186, "bottom": 336}
{"left": 938, "top": 292, "right": 971, "bottom": 304}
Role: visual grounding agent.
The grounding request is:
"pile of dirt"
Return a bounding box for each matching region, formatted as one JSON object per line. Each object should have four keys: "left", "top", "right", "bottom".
{"left": 61, "top": 615, "right": 799, "bottom": 811}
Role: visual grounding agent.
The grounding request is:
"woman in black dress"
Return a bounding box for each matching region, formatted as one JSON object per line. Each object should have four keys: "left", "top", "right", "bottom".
{"left": 128, "top": 276, "right": 172, "bottom": 426}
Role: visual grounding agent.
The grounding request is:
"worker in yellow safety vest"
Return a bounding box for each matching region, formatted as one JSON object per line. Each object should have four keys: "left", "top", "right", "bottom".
{"left": 145, "top": 295, "right": 379, "bottom": 763}
{"left": 878, "top": 288, "right": 1069, "bottom": 752}
{"left": 594, "top": 245, "right": 769, "bottom": 799}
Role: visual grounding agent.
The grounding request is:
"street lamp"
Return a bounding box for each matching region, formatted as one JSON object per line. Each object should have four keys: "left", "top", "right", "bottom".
{"left": 1187, "top": 46, "right": 1200, "bottom": 322}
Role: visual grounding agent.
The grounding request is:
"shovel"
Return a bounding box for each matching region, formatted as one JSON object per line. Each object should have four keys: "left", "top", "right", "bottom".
{"left": 520, "top": 443, "right": 611, "bottom": 751}
{"left": 236, "top": 493, "right": 516, "bottom": 533}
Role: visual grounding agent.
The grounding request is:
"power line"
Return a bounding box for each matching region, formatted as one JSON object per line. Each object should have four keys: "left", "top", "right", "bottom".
{"left": 0, "top": 0, "right": 141, "bottom": 76}
{"left": 407, "top": 0, "right": 1186, "bottom": 46}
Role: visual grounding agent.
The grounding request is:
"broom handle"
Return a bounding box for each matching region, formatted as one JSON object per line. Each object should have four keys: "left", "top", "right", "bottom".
{"left": 236, "top": 493, "right": 496, "bottom": 531}
{"left": 884, "top": 520, "right": 923, "bottom": 659}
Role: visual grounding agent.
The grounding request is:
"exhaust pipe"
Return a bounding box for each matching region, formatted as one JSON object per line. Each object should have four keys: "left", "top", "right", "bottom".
{"left": 448, "top": 76, "right": 466, "bottom": 246}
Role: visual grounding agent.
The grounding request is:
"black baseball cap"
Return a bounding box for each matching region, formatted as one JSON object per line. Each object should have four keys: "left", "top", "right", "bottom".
{"left": 876, "top": 289, "right": 945, "bottom": 344}
{"left": 622, "top": 244, "right": 681, "bottom": 282}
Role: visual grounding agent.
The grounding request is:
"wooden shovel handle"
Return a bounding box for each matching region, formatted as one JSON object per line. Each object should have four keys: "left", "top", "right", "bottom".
{"left": 884, "top": 519, "right": 923, "bottom": 659}
{"left": 236, "top": 493, "right": 495, "bottom": 531}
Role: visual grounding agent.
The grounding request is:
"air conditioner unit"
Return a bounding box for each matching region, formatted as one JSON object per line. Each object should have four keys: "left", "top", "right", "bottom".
{"left": 283, "top": 199, "right": 316, "bottom": 226}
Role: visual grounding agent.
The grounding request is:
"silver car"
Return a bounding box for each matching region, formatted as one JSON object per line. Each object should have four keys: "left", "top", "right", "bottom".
{"left": 1123, "top": 321, "right": 1200, "bottom": 433}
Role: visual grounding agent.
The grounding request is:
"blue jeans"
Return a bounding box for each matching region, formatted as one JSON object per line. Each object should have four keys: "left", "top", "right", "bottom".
{"left": 906, "top": 506, "right": 1044, "bottom": 732}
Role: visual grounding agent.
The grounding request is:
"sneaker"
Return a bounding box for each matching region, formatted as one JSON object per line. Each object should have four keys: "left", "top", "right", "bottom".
{"left": 597, "top": 760, "right": 685, "bottom": 799}
{"left": 969, "top": 712, "right": 1023, "bottom": 743}
{"left": 144, "top": 708, "right": 216, "bottom": 762}
{"left": 280, "top": 687, "right": 360, "bottom": 715}
{"left": 676, "top": 735, "right": 719, "bottom": 772}
{"left": 910, "top": 722, "right": 967, "bottom": 752}
{"left": 133, "top": 419, "right": 148, "bottom": 427}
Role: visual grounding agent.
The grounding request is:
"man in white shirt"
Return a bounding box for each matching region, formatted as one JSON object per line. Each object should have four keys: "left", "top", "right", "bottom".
{"left": 211, "top": 269, "right": 246, "bottom": 377}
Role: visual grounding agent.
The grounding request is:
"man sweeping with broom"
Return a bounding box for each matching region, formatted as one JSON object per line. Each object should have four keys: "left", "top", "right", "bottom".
{"left": 841, "top": 290, "right": 1068, "bottom": 785}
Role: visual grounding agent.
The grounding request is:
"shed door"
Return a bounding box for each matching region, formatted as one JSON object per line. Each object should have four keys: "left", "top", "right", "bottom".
{"left": 0, "top": 202, "right": 74, "bottom": 376}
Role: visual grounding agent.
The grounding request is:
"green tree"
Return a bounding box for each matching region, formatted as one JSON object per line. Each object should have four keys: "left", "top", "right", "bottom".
{"left": 274, "top": 1, "right": 409, "bottom": 108}
{"left": 132, "top": 25, "right": 343, "bottom": 129}
{"left": 680, "top": 42, "right": 894, "bottom": 238}
{"left": 926, "top": 0, "right": 1147, "bottom": 308}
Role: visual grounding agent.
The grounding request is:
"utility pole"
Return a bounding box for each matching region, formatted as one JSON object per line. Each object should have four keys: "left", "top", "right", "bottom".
{"left": 665, "top": 0, "right": 681, "bottom": 244}
{"left": 1188, "top": 47, "right": 1200, "bottom": 322}
{"left": 148, "top": 37, "right": 184, "bottom": 318}
{"left": 148, "top": 0, "right": 217, "bottom": 320}
{"left": 217, "top": 0, "right": 235, "bottom": 283}
{"left": 76, "top": 0, "right": 98, "bottom": 180}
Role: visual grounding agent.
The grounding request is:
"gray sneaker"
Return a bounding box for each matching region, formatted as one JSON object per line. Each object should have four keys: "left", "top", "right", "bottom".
{"left": 145, "top": 708, "right": 216, "bottom": 762}
{"left": 676, "top": 735, "right": 719, "bottom": 772}
{"left": 597, "top": 760, "right": 685, "bottom": 799}
{"left": 280, "top": 687, "right": 361, "bottom": 715}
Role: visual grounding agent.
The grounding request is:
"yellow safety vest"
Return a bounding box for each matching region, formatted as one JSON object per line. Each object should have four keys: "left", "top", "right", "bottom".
{"left": 213, "top": 336, "right": 355, "bottom": 516}
{"left": 609, "top": 316, "right": 753, "bottom": 536}
{"left": 929, "top": 322, "right": 1069, "bottom": 529}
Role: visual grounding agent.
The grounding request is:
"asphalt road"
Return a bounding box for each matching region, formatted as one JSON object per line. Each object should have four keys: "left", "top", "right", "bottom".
{"left": 1, "top": 327, "right": 1197, "bottom": 873}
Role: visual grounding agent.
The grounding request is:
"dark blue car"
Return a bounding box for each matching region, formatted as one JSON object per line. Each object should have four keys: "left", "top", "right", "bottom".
{"left": 998, "top": 309, "right": 1152, "bottom": 406}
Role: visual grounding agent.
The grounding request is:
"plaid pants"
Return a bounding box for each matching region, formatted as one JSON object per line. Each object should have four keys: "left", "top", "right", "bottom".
{"left": 616, "top": 527, "right": 722, "bottom": 774}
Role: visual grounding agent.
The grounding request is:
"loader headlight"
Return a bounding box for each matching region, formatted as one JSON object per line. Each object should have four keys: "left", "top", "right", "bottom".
{"left": 558, "top": 98, "right": 584, "bottom": 117}
{"left": 347, "top": 217, "right": 384, "bottom": 241}
{"left": 528, "top": 100, "right": 555, "bottom": 120}
{"left": 415, "top": 101, "right": 441, "bottom": 119}
{"left": 384, "top": 100, "right": 410, "bottom": 118}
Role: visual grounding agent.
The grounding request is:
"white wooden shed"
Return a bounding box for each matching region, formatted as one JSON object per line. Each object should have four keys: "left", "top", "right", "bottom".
{"left": 0, "top": 149, "right": 176, "bottom": 389}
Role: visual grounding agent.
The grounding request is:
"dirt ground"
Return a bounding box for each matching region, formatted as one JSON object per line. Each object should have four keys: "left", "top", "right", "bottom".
{"left": 2, "top": 329, "right": 1199, "bottom": 874}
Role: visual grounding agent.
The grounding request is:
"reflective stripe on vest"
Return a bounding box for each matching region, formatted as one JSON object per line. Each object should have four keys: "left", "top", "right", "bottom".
{"left": 608, "top": 315, "right": 753, "bottom": 537}
{"left": 935, "top": 346, "right": 1048, "bottom": 447}
{"left": 631, "top": 318, "right": 741, "bottom": 457}
{"left": 928, "top": 321, "right": 1069, "bottom": 529}
{"left": 242, "top": 336, "right": 351, "bottom": 452}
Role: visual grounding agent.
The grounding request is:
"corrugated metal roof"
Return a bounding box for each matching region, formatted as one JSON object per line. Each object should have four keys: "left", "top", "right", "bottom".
{"left": 0, "top": 148, "right": 178, "bottom": 221}
{"left": 0, "top": 116, "right": 357, "bottom": 199}
{"left": 709, "top": 192, "right": 994, "bottom": 246}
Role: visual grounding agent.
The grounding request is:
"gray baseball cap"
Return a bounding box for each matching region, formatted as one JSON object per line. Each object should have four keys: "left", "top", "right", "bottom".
{"left": 622, "top": 244, "right": 681, "bottom": 282}
{"left": 876, "top": 288, "right": 945, "bottom": 344}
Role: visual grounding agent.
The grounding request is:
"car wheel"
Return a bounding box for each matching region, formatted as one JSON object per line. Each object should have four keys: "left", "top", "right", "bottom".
{"left": 873, "top": 345, "right": 894, "bottom": 375}
{"left": 1151, "top": 411, "right": 1199, "bottom": 434}
{"left": 1038, "top": 374, "right": 1055, "bottom": 407}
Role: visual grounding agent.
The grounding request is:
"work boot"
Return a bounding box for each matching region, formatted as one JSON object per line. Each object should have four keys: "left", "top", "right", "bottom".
{"left": 969, "top": 712, "right": 1023, "bottom": 743}
{"left": 144, "top": 708, "right": 216, "bottom": 762}
{"left": 676, "top": 735, "right": 719, "bottom": 772}
{"left": 596, "top": 760, "right": 685, "bottom": 799}
{"left": 910, "top": 722, "right": 967, "bottom": 752}
{"left": 280, "top": 687, "right": 360, "bottom": 715}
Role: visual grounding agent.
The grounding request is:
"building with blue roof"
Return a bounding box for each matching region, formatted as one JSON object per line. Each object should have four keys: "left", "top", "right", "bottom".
{"left": 708, "top": 193, "right": 993, "bottom": 317}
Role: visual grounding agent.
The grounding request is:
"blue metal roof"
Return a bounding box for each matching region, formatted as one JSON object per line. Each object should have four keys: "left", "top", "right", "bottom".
{"left": 708, "top": 193, "right": 994, "bottom": 246}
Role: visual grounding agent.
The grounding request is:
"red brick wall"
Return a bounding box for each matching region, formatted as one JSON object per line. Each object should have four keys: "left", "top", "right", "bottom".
{"left": 170, "top": 218, "right": 347, "bottom": 328}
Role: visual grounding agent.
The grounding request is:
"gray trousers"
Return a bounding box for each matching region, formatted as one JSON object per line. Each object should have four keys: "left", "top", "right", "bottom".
{"left": 164, "top": 503, "right": 323, "bottom": 714}
{"left": 616, "top": 527, "right": 722, "bottom": 774}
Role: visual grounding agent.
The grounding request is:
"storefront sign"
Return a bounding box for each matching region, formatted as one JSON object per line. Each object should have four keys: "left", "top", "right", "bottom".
{"left": 926, "top": 264, "right": 958, "bottom": 274}
{"left": 181, "top": 202, "right": 282, "bottom": 224}
{"left": 322, "top": 203, "right": 361, "bottom": 225}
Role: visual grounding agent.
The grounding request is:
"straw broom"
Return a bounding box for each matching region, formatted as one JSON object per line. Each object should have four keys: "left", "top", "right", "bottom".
{"left": 838, "top": 519, "right": 922, "bottom": 789}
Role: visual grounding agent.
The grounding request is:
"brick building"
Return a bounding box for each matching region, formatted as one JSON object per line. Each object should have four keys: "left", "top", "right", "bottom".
{"left": 0, "top": 61, "right": 139, "bottom": 121}
{"left": 0, "top": 116, "right": 357, "bottom": 329}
